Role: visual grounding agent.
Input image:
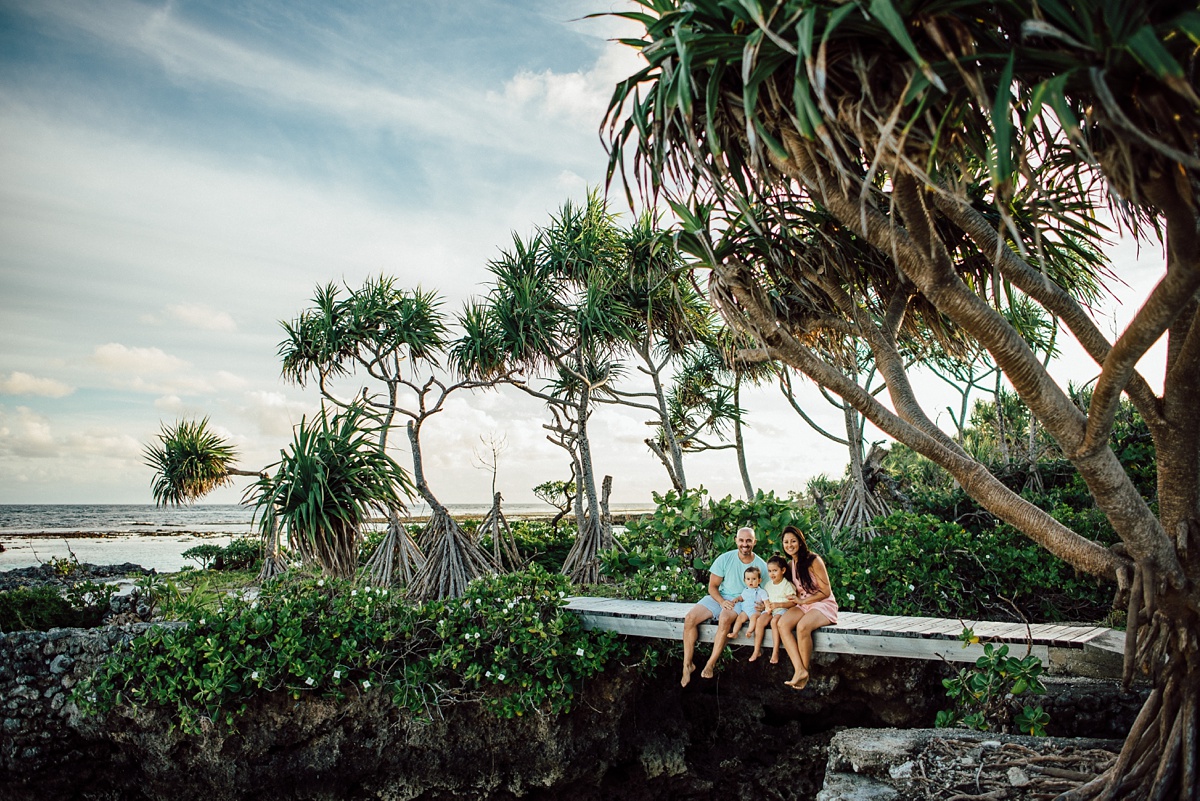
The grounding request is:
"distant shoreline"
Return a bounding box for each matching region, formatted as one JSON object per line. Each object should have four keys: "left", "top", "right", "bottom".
{"left": 2, "top": 509, "right": 659, "bottom": 540}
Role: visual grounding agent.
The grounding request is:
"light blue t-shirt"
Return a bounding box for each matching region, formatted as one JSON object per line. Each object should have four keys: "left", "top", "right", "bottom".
{"left": 709, "top": 550, "right": 769, "bottom": 600}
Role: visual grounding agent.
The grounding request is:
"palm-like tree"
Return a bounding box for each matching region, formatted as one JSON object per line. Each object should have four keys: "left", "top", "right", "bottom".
{"left": 144, "top": 419, "right": 289, "bottom": 580}
{"left": 452, "top": 195, "right": 636, "bottom": 584}
{"left": 603, "top": 2, "right": 1199, "bottom": 795}
{"left": 251, "top": 405, "right": 412, "bottom": 580}
{"left": 145, "top": 418, "right": 264, "bottom": 506}
{"left": 279, "top": 277, "right": 497, "bottom": 596}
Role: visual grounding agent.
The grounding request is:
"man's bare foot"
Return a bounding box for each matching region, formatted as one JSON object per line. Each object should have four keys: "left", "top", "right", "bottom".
{"left": 749, "top": 650, "right": 761, "bottom": 662}
{"left": 681, "top": 662, "right": 696, "bottom": 687}
{"left": 784, "top": 669, "right": 809, "bottom": 690}
{"left": 701, "top": 664, "right": 715, "bottom": 679}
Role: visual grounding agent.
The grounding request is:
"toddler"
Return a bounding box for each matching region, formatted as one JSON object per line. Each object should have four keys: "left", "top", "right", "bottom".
{"left": 751, "top": 555, "right": 797, "bottom": 663}
{"left": 727, "top": 566, "right": 769, "bottom": 640}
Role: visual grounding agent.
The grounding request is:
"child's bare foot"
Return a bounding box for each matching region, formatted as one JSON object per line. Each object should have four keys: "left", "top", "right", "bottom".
{"left": 785, "top": 668, "right": 810, "bottom": 690}
{"left": 701, "top": 663, "right": 715, "bottom": 679}
{"left": 769, "top": 653, "right": 780, "bottom": 664}
{"left": 681, "top": 662, "right": 696, "bottom": 687}
{"left": 728, "top": 627, "right": 742, "bottom": 639}
{"left": 749, "top": 650, "right": 761, "bottom": 662}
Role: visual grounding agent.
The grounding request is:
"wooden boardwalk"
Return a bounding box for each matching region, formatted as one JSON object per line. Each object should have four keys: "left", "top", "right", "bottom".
{"left": 566, "top": 597, "right": 1125, "bottom": 679}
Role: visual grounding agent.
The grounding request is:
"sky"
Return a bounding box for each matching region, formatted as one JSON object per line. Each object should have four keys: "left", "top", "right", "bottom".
{"left": 0, "top": 0, "right": 1169, "bottom": 508}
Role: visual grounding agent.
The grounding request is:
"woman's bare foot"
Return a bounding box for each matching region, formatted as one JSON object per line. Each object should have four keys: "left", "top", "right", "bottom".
{"left": 701, "top": 663, "right": 715, "bottom": 679}
{"left": 681, "top": 662, "right": 696, "bottom": 687}
{"left": 749, "top": 650, "right": 761, "bottom": 662}
{"left": 785, "top": 668, "right": 809, "bottom": 690}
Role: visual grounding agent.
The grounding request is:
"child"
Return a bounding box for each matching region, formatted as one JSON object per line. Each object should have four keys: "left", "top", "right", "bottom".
{"left": 751, "top": 555, "right": 798, "bottom": 663}
{"left": 727, "top": 565, "right": 769, "bottom": 640}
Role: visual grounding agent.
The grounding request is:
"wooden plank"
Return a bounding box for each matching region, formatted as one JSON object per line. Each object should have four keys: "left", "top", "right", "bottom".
{"left": 814, "top": 631, "right": 1050, "bottom": 664}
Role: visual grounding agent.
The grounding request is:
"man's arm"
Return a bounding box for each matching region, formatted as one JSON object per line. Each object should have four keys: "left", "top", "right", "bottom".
{"left": 707, "top": 572, "right": 732, "bottom": 610}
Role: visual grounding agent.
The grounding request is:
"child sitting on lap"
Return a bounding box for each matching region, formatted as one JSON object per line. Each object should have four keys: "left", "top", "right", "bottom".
{"left": 727, "top": 566, "right": 769, "bottom": 640}
{"left": 751, "top": 555, "right": 798, "bottom": 663}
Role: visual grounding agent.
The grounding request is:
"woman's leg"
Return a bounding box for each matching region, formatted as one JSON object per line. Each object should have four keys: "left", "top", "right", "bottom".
{"left": 777, "top": 606, "right": 806, "bottom": 685}
{"left": 785, "top": 609, "right": 832, "bottom": 690}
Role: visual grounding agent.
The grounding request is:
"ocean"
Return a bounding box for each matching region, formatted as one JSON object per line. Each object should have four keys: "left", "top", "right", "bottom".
{"left": 0, "top": 502, "right": 650, "bottom": 573}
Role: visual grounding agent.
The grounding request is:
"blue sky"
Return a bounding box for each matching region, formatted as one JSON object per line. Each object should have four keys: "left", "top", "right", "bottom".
{"left": 0, "top": 0, "right": 1167, "bottom": 506}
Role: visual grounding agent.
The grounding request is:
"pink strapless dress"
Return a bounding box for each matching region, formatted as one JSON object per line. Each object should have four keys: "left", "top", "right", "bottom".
{"left": 791, "top": 563, "right": 838, "bottom": 624}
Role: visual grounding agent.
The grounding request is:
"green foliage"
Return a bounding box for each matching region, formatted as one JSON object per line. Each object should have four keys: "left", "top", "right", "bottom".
{"left": 0, "top": 582, "right": 118, "bottom": 632}
{"left": 936, "top": 639, "right": 1049, "bottom": 736}
{"left": 75, "top": 566, "right": 624, "bottom": 732}
{"left": 182, "top": 538, "right": 263, "bottom": 572}
{"left": 612, "top": 565, "right": 703, "bottom": 602}
{"left": 836, "top": 512, "right": 1112, "bottom": 623}
{"left": 250, "top": 403, "right": 414, "bottom": 579}
{"left": 417, "top": 567, "right": 625, "bottom": 718}
{"left": 621, "top": 488, "right": 810, "bottom": 571}
{"left": 145, "top": 418, "right": 240, "bottom": 507}
{"left": 490, "top": 520, "right": 573, "bottom": 574}
{"left": 599, "top": 544, "right": 681, "bottom": 578}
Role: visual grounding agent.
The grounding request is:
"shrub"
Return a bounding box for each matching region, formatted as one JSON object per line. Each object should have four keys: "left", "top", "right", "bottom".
{"left": 76, "top": 565, "right": 625, "bottom": 732}
{"left": 182, "top": 538, "right": 263, "bottom": 572}
{"left": 836, "top": 512, "right": 1112, "bottom": 623}
{"left": 612, "top": 565, "right": 703, "bottom": 602}
{"left": 0, "top": 582, "right": 118, "bottom": 632}
{"left": 936, "top": 634, "right": 1049, "bottom": 736}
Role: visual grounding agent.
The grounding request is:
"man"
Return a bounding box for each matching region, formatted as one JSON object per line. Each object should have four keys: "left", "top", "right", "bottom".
{"left": 681, "top": 526, "right": 769, "bottom": 686}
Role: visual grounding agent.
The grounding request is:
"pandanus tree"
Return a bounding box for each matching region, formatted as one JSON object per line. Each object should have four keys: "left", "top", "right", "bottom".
{"left": 452, "top": 195, "right": 635, "bottom": 583}
{"left": 145, "top": 407, "right": 411, "bottom": 580}
{"left": 597, "top": 213, "right": 712, "bottom": 493}
{"left": 250, "top": 404, "right": 412, "bottom": 580}
{"left": 279, "top": 278, "right": 496, "bottom": 595}
{"left": 604, "top": 1, "right": 1200, "bottom": 796}
{"left": 144, "top": 418, "right": 286, "bottom": 580}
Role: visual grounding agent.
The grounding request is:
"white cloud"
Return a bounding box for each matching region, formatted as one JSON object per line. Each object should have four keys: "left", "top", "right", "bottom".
{"left": 0, "top": 371, "right": 74, "bottom": 398}
{"left": 166, "top": 303, "right": 236, "bottom": 332}
{"left": 240, "top": 390, "right": 310, "bottom": 437}
{"left": 0, "top": 406, "right": 59, "bottom": 458}
{"left": 92, "top": 343, "right": 188, "bottom": 374}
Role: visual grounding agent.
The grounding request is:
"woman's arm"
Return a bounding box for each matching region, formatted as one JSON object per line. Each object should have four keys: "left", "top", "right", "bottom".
{"left": 796, "top": 556, "right": 832, "bottom": 605}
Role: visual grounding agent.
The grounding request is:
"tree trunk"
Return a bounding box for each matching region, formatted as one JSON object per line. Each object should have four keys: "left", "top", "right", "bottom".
{"left": 405, "top": 419, "right": 494, "bottom": 600}
{"left": 562, "top": 387, "right": 605, "bottom": 584}
{"left": 642, "top": 340, "right": 688, "bottom": 493}
{"left": 734, "top": 378, "right": 755, "bottom": 499}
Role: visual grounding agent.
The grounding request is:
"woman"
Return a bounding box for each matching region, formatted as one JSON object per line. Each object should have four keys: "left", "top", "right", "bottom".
{"left": 777, "top": 525, "right": 838, "bottom": 689}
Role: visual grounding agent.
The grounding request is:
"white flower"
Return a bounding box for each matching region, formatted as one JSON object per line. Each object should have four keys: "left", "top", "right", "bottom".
{"left": 908, "top": 584, "right": 915, "bottom": 591}
{"left": 251, "top": 602, "right": 259, "bottom": 609}
{"left": 251, "top": 671, "right": 260, "bottom": 680}
{"left": 362, "top": 680, "right": 371, "bottom": 689}
{"left": 351, "top": 590, "right": 357, "bottom": 597}
{"left": 486, "top": 670, "right": 492, "bottom": 678}
{"left": 558, "top": 591, "right": 566, "bottom": 597}
{"left": 474, "top": 632, "right": 481, "bottom": 639}
{"left": 317, "top": 579, "right": 324, "bottom": 587}
{"left": 381, "top": 589, "right": 388, "bottom": 595}
{"left": 199, "top": 619, "right": 205, "bottom": 626}
{"left": 333, "top": 670, "right": 342, "bottom": 679}
{"left": 305, "top": 677, "right": 315, "bottom": 686}
{"left": 865, "top": 568, "right": 871, "bottom": 575}
{"left": 497, "top": 672, "right": 506, "bottom": 681}
{"left": 576, "top": 648, "right": 585, "bottom": 657}
{"left": 464, "top": 633, "right": 472, "bottom": 640}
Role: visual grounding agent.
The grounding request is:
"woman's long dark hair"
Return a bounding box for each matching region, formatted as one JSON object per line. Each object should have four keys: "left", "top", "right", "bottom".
{"left": 783, "top": 525, "right": 818, "bottom": 593}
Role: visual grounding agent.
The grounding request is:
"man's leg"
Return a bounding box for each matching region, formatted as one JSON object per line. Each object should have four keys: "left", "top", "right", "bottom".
{"left": 682, "top": 599, "right": 718, "bottom": 687}
{"left": 702, "top": 607, "right": 737, "bottom": 678}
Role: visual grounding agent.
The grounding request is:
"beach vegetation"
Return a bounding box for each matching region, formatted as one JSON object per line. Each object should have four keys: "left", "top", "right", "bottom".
{"left": 937, "top": 636, "right": 1049, "bottom": 737}
{"left": 603, "top": 1, "right": 1197, "bottom": 794}
{"left": 181, "top": 538, "right": 262, "bottom": 572}
{"left": 0, "top": 581, "right": 117, "bottom": 632}
{"left": 249, "top": 404, "right": 413, "bottom": 581}
{"left": 279, "top": 277, "right": 492, "bottom": 594}
{"left": 145, "top": 418, "right": 264, "bottom": 506}
{"left": 75, "top": 565, "right": 625, "bottom": 732}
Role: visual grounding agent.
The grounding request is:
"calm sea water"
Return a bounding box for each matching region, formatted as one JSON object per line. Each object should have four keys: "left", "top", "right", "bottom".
{"left": 0, "top": 502, "right": 648, "bottom": 573}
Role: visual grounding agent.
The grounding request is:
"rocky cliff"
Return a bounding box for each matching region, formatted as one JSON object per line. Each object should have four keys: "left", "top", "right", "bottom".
{"left": 0, "top": 626, "right": 1146, "bottom": 800}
